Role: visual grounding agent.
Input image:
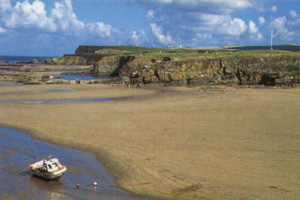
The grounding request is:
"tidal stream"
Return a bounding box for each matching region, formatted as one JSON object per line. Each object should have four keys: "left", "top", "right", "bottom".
{"left": 0, "top": 126, "right": 155, "bottom": 200}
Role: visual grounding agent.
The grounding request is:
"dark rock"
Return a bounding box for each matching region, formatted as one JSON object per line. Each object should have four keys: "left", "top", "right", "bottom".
{"left": 110, "top": 56, "right": 135, "bottom": 77}
{"left": 84, "top": 51, "right": 300, "bottom": 87}
{"left": 258, "top": 73, "right": 280, "bottom": 86}
{"left": 163, "top": 57, "right": 171, "bottom": 62}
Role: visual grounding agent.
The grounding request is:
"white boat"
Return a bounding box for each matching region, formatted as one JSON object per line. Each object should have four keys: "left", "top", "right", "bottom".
{"left": 28, "top": 157, "right": 67, "bottom": 180}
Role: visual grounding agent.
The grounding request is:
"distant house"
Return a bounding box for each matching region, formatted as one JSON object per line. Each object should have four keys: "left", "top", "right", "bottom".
{"left": 151, "top": 59, "right": 161, "bottom": 64}
{"left": 198, "top": 50, "right": 208, "bottom": 53}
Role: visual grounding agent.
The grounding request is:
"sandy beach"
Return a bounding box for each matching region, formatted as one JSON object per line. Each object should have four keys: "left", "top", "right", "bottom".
{"left": 0, "top": 84, "right": 299, "bottom": 200}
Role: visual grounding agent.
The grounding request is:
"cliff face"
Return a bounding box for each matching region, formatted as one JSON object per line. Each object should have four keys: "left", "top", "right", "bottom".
{"left": 3, "top": 45, "right": 297, "bottom": 87}
{"left": 75, "top": 45, "right": 122, "bottom": 55}
{"left": 91, "top": 55, "right": 128, "bottom": 76}
{"left": 52, "top": 55, "right": 87, "bottom": 65}
{"left": 52, "top": 54, "right": 106, "bottom": 65}
{"left": 91, "top": 55, "right": 300, "bottom": 86}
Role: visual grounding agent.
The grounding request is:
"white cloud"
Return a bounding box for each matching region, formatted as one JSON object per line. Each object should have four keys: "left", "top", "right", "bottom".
{"left": 131, "top": 30, "right": 146, "bottom": 45}
{"left": 141, "top": 0, "right": 172, "bottom": 3}
{"left": 271, "top": 5, "right": 278, "bottom": 13}
{"left": 249, "top": 20, "right": 258, "bottom": 34}
{"left": 146, "top": 9, "right": 154, "bottom": 19}
{"left": 0, "top": 25, "right": 6, "bottom": 33}
{"left": 5, "top": 0, "right": 56, "bottom": 31}
{"left": 135, "top": 0, "right": 252, "bottom": 14}
{"left": 150, "top": 23, "right": 173, "bottom": 44}
{"left": 131, "top": 31, "right": 139, "bottom": 43}
{"left": 271, "top": 16, "right": 287, "bottom": 32}
{"left": 258, "top": 17, "right": 265, "bottom": 25}
{"left": 1, "top": 0, "right": 123, "bottom": 39}
{"left": 255, "top": 32, "right": 263, "bottom": 41}
{"left": 135, "top": 0, "right": 253, "bottom": 46}
{"left": 4, "top": 0, "right": 300, "bottom": 54}
{"left": 50, "top": 0, "right": 84, "bottom": 32}
{"left": 0, "top": 0, "right": 127, "bottom": 55}
{"left": 0, "top": 0, "right": 11, "bottom": 12}
{"left": 286, "top": 12, "right": 300, "bottom": 36}
{"left": 290, "top": 10, "right": 298, "bottom": 18}
{"left": 219, "top": 17, "right": 247, "bottom": 36}
{"left": 255, "top": 10, "right": 300, "bottom": 44}
{"left": 87, "top": 22, "right": 115, "bottom": 38}
{"left": 3, "top": 0, "right": 87, "bottom": 33}
{"left": 198, "top": 14, "right": 247, "bottom": 36}
{"left": 249, "top": 20, "right": 263, "bottom": 41}
{"left": 270, "top": 16, "right": 295, "bottom": 42}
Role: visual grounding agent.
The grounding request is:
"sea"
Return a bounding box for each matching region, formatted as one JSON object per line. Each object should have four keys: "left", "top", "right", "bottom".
{"left": 0, "top": 55, "right": 54, "bottom": 63}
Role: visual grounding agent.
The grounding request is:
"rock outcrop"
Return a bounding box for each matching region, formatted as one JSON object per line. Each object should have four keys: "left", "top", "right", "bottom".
{"left": 75, "top": 45, "right": 124, "bottom": 55}
{"left": 52, "top": 55, "right": 87, "bottom": 65}
{"left": 90, "top": 55, "right": 300, "bottom": 87}
{"left": 52, "top": 54, "right": 106, "bottom": 65}
{"left": 1, "top": 45, "right": 299, "bottom": 87}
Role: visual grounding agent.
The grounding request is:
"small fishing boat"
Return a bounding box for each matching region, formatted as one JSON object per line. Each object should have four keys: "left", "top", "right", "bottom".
{"left": 28, "top": 157, "right": 67, "bottom": 180}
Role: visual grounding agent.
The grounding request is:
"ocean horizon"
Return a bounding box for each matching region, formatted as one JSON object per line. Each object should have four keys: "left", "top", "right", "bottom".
{"left": 0, "top": 55, "right": 54, "bottom": 63}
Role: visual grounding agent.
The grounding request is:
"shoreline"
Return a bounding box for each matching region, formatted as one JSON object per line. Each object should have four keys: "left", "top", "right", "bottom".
{"left": 0, "top": 122, "right": 159, "bottom": 200}
{"left": 0, "top": 84, "right": 299, "bottom": 200}
{"left": 0, "top": 84, "right": 168, "bottom": 199}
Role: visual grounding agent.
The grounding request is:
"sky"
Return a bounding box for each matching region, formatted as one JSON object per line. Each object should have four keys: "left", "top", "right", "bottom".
{"left": 0, "top": 0, "right": 300, "bottom": 56}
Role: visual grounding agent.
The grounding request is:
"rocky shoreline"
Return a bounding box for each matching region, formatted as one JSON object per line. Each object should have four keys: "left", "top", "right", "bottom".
{"left": 1, "top": 46, "right": 299, "bottom": 88}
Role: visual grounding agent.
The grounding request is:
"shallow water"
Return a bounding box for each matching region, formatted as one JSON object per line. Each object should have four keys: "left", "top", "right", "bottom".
{"left": 0, "top": 83, "right": 23, "bottom": 87}
{"left": 60, "top": 74, "right": 111, "bottom": 80}
{"left": 0, "top": 97, "right": 111, "bottom": 103}
{"left": 0, "top": 88, "right": 75, "bottom": 95}
{"left": 0, "top": 126, "right": 156, "bottom": 200}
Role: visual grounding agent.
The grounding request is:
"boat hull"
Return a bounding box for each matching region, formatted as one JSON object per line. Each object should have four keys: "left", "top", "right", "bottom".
{"left": 31, "top": 170, "right": 64, "bottom": 180}
{"left": 28, "top": 158, "right": 67, "bottom": 181}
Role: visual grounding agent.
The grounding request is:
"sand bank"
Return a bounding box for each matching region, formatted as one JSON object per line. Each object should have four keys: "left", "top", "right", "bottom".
{"left": 0, "top": 84, "right": 299, "bottom": 200}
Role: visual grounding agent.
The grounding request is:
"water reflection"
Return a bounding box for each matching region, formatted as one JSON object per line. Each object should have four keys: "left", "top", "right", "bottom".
{"left": 0, "top": 83, "right": 23, "bottom": 86}
{"left": 60, "top": 74, "right": 110, "bottom": 80}
{"left": 0, "top": 88, "right": 75, "bottom": 95}
{"left": 0, "top": 97, "right": 111, "bottom": 103}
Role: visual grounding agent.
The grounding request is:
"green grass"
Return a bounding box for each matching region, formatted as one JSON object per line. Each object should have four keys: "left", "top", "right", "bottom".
{"left": 229, "top": 45, "right": 300, "bottom": 51}
{"left": 92, "top": 45, "right": 200, "bottom": 55}
{"left": 85, "top": 45, "right": 300, "bottom": 62}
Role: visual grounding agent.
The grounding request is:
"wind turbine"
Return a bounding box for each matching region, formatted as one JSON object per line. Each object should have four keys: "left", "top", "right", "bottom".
{"left": 270, "top": 30, "right": 278, "bottom": 50}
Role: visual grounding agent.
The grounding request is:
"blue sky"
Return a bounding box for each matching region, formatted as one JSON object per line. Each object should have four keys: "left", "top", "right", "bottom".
{"left": 0, "top": 0, "right": 300, "bottom": 56}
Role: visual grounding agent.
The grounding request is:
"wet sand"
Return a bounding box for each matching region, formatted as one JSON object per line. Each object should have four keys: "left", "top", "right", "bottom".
{"left": 0, "top": 126, "right": 156, "bottom": 200}
{"left": 0, "top": 84, "right": 299, "bottom": 200}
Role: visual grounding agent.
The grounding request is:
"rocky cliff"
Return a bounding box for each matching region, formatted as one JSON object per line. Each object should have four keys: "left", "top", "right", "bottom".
{"left": 2, "top": 45, "right": 299, "bottom": 87}
{"left": 91, "top": 54, "right": 300, "bottom": 87}
{"left": 75, "top": 45, "right": 123, "bottom": 55}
